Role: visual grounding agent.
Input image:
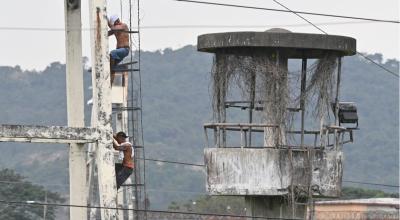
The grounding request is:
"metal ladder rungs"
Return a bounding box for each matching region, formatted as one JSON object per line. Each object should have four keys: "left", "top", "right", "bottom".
{"left": 112, "top": 107, "right": 142, "bottom": 111}
{"left": 112, "top": 68, "right": 140, "bottom": 73}
{"left": 119, "top": 61, "right": 138, "bottom": 65}
{"left": 121, "top": 183, "right": 144, "bottom": 187}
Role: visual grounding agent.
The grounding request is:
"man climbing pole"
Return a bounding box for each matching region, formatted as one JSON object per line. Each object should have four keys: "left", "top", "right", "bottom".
{"left": 113, "top": 131, "right": 134, "bottom": 189}
{"left": 108, "top": 14, "right": 130, "bottom": 85}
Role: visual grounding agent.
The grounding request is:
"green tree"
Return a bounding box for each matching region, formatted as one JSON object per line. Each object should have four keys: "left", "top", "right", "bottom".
{"left": 0, "top": 169, "right": 65, "bottom": 220}
{"left": 341, "top": 187, "right": 399, "bottom": 199}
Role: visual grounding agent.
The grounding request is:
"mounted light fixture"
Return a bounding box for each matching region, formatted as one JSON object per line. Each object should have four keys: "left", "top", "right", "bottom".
{"left": 332, "top": 102, "right": 359, "bottom": 128}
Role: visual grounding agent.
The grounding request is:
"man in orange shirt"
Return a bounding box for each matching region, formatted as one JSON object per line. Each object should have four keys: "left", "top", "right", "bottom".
{"left": 108, "top": 14, "right": 130, "bottom": 85}
{"left": 113, "top": 131, "right": 134, "bottom": 189}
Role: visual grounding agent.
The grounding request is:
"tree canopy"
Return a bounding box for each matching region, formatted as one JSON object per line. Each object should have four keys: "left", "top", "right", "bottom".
{"left": 0, "top": 169, "right": 65, "bottom": 220}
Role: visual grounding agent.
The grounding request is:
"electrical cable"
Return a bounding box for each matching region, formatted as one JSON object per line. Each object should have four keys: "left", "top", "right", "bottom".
{"left": 271, "top": 0, "right": 327, "bottom": 34}
{"left": 0, "top": 180, "right": 207, "bottom": 195}
{"left": 343, "top": 180, "right": 400, "bottom": 188}
{"left": 0, "top": 200, "right": 300, "bottom": 220}
{"left": 143, "top": 159, "right": 399, "bottom": 188}
{"left": 174, "top": 0, "right": 399, "bottom": 78}
{"left": 174, "top": 0, "right": 400, "bottom": 24}
{"left": 141, "top": 158, "right": 205, "bottom": 167}
{"left": 270, "top": 0, "right": 399, "bottom": 78}
{"left": 0, "top": 21, "right": 377, "bottom": 31}
{"left": 1, "top": 153, "right": 398, "bottom": 189}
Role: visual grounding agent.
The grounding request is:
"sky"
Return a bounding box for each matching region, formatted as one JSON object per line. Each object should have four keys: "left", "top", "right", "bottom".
{"left": 0, "top": 0, "right": 399, "bottom": 70}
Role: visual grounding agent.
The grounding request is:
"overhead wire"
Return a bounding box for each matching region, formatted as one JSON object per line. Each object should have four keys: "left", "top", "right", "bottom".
{"left": 175, "top": 0, "right": 399, "bottom": 78}
{"left": 0, "top": 200, "right": 300, "bottom": 220}
{"left": 271, "top": 0, "right": 327, "bottom": 34}
{"left": 174, "top": 0, "right": 400, "bottom": 24}
{"left": 342, "top": 180, "right": 400, "bottom": 188}
{"left": 1, "top": 153, "right": 397, "bottom": 189}
{"left": 142, "top": 158, "right": 399, "bottom": 189}
{"left": 143, "top": 159, "right": 399, "bottom": 189}
{"left": 0, "top": 21, "right": 377, "bottom": 31}
{"left": 270, "top": 0, "right": 399, "bottom": 78}
{"left": 0, "top": 180, "right": 206, "bottom": 195}
{"left": 140, "top": 157, "right": 204, "bottom": 167}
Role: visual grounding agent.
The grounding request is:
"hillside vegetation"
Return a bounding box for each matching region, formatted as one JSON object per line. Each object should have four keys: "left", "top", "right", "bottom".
{"left": 0, "top": 46, "right": 398, "bottom": 209}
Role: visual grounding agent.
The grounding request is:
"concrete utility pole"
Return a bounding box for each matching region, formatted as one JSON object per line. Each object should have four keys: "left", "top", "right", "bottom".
{"left": 64, "top": 0, "right": 87, "bottom": 219}
{"left": 0, "top": 0, "right": 121, "bottom": 219}
{"left": 88, "top": 0, "right": 118, "bottom": 219}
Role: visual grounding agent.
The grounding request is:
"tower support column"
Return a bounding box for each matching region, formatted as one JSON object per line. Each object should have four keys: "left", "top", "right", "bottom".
{"left": 89, "top": 0, "right": 118, "bottom": 218}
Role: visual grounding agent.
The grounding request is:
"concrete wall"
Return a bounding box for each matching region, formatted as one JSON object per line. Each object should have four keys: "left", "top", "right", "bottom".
{"left": 245, "top": 196, "right": 306, "bottom": 219}
{"left": 204, "top": 148, "right": 342, "bottom": 197}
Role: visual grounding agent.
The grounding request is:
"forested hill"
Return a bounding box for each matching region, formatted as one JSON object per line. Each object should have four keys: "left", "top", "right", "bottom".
{"left": 0, "top": 45, "right": 398, "bottom": 209}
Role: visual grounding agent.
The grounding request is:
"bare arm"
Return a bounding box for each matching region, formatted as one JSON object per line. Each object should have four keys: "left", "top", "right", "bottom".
{"left": 112, "top": 137, "right": 119, "bottom": 150}
{"left": 113, "top": 140, "right": 131, "bottom": 151}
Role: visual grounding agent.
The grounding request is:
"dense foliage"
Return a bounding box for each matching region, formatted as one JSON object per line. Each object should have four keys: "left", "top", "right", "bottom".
{"left": 0, "top": 169, "right": 64, "bottom": 220}
{"left": 341, "top": 187, "right": 399, "bottom": 199}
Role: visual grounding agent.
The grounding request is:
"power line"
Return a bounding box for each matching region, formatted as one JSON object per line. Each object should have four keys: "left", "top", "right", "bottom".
{"left": 356, "top": 53, "right": 399, "bottom": 78}
{"left": 269, "top": 0, "right": 399, "bottom": 78}
{"left": 0, "top": 200, "right": 300, "bottom": 220}
{"left": 0, "top": 21, "right": 375, "bottom": 32}
{"left": 174, "top": 0, "right": 400, "bottom": 24}
{"left": 174, "top": 0, "right": 398, "bottom": 77}
{"left": 0, "top": 180, "right": 67, "bottom": 187}
{"left": 271, "top": 0, "right": 327, "bottom": 34}
{"left": 0, "top": 180, "right": 206, "bottom": 195}
{"left": 1, "top": 169, "right": 397, "bottom": 189}
{"left": 143, "top": 159, "right": 399, "bottom": 188}
{"left": 85, "top": 151, "right": 204, "bottom": 167}
{"left": 142, "top": 158, "right": 204, "bottom": 167}
{"left": 343, "top": 180, "right": 400, "bottom": 188}
{"left": 140, "top": 22, "right": 372, "bottom": 28}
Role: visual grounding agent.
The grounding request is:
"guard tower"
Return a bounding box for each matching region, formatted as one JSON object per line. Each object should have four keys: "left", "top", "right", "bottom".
{"left": 198, "top": 29, "right": 358, "bottom": 219}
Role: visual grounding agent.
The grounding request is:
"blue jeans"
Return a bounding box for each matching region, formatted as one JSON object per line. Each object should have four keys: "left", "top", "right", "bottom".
{"left": 110, "top": 47, "right": 129, "bottom": 64}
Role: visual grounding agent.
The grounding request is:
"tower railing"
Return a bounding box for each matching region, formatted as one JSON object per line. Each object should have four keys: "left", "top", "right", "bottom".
{"left": 203, "top": 123, "right": 353, "bottom": 149}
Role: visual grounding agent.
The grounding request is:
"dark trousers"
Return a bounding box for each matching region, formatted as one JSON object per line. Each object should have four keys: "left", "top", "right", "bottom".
{"left": 115, "top": 163, "right": 133, "bottom": 189}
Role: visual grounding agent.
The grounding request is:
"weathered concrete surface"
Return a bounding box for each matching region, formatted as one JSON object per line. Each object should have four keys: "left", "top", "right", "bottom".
{"left": 88, "top": 0, "right": 118, "bottom": 218}
{"left": 204, "top": 148, "right": 342, "bottom": 197}
{"left": 245, "top": 196, "right": 306, "bottom": 219}
{"left": 0, "top": 124, "right": 99, "bottom": 143}
{"left": 198, "top": 31, "right": 356, "bottom": 58}
{"left": 64, "top": 0, "right": 87, "bottom": 218}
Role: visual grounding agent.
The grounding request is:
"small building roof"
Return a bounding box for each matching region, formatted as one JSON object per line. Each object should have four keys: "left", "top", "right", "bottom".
{"left": 315, "top": 198, "right": 400, "bottom": 207}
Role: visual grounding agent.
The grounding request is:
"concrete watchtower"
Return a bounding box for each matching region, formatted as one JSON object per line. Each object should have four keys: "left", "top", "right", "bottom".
{"left": 198, "top": 29, "right": 358, "bottom": 219}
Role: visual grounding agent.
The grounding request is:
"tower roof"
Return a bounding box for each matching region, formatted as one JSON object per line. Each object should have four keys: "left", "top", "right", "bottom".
{"left": 197, "top": 31, "right": 356, "bottom": 58}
